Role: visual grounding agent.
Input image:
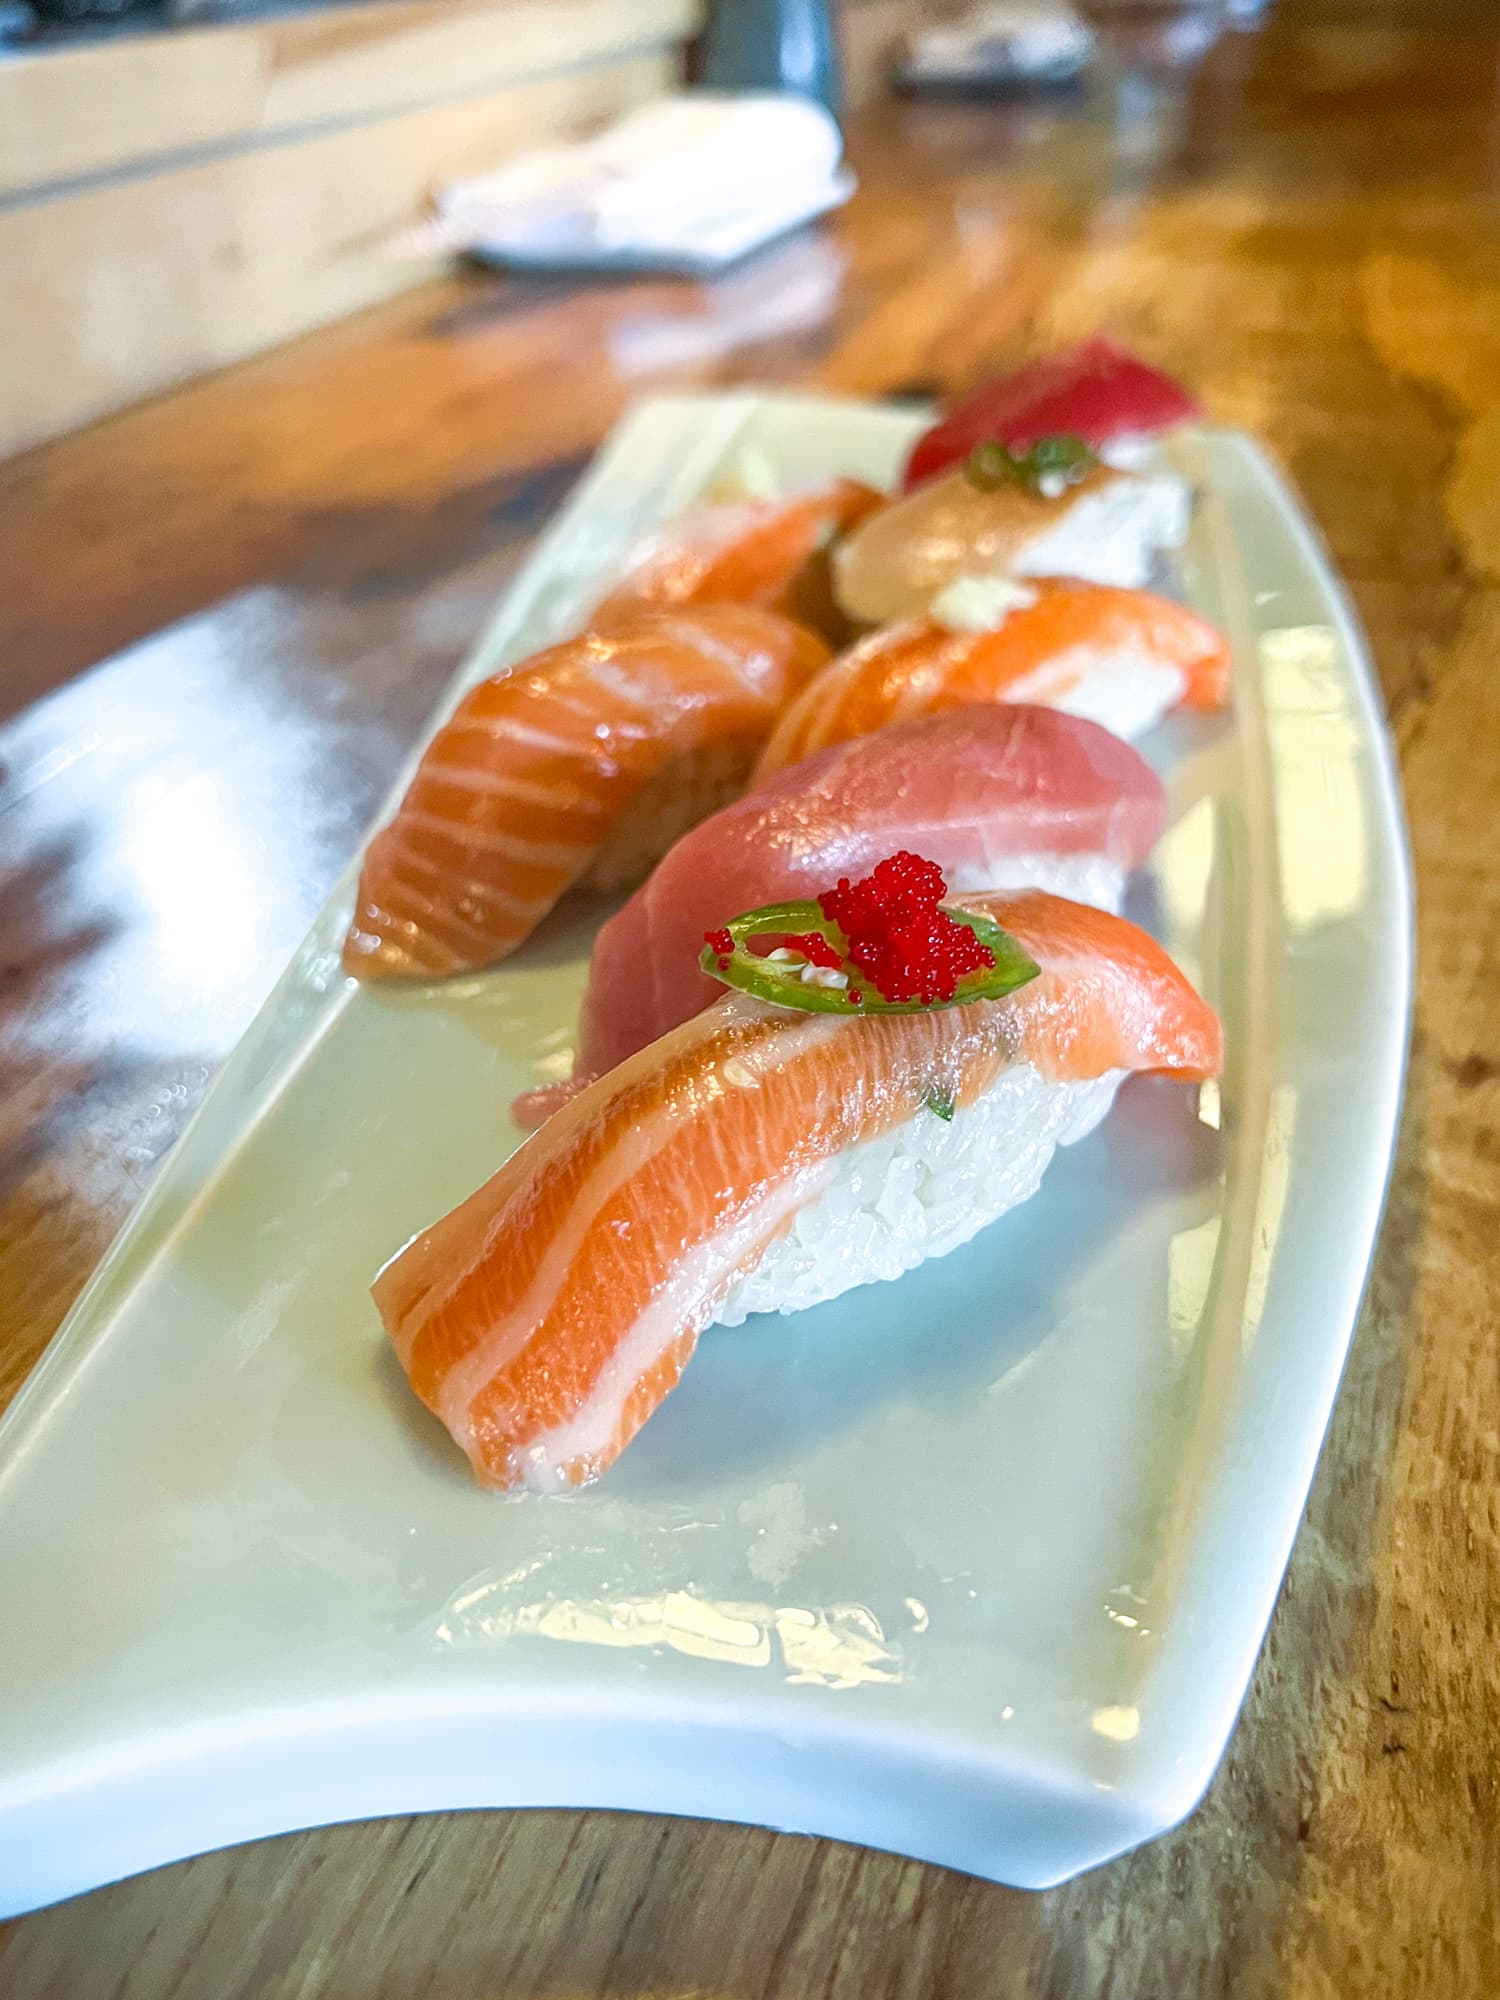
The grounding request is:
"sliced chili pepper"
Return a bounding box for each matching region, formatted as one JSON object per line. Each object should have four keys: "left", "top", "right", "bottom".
{"left": 963, "top": 433, "right": 1099, "bottom": 498}
{"left": 697, "top": 897, "right": 1039, "bottom": 1017}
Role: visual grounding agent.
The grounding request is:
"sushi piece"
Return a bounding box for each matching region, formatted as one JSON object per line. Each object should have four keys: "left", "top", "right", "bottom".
{"left": 832, "top": 450, "right": 1192, "bottom": 626}
{"left": 757, "top": 575, "right": 1230, "bottom": 777}
{"left": 375, "top": 884, "right": 1221, "bottom": 1491}
{"left": 534, "top": 704, "right": 1167, "bottom": 1110}
{"left": 902, "top": 338, "right": 1201, "bottom": 491}
{"left": 343, "top": 603, "right": 829, "bottom": 982}
{"left": 592, "top": 478, "right": 885, "bottom": 633}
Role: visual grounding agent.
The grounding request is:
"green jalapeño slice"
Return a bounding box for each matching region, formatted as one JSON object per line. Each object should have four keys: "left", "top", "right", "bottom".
{"left": 963, "top": 433, "right": 1098, "bottom": 498}
{"left": 700, "top": 898, "right": 1040, "bottom": 1017}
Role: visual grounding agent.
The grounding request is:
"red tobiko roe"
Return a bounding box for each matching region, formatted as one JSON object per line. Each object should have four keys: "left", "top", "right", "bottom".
{"left": 817, "top": 851, "right": 995, "bottom": 1006}
{"left": 779, "top": 931, "right": 844, "bottom": 968}
{"left": 901, "top": 339, "right": 1201, "bottom": 491}
{"left": 704, "top": 925, "right": 733, "bottom": 971}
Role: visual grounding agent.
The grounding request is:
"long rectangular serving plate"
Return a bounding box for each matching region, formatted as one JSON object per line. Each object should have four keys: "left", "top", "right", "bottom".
{"left": 0, "top": 395, "right": 1411, "bottom": 1913}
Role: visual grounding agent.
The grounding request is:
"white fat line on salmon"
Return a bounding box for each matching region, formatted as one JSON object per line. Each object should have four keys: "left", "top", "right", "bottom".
{"left": 519, "top": 681, "right": 661, "bottom": 752}
{"left": 345, "top": 918, "right": 453, "bottom": 979}
{"left": 508, "top": 1160, "right": 837, "bottom": 1492}
{"left": 579, "top": 655, "right": 691, "bottom": 713}
{"left": 397, "top": 811, "right": 594, "bottom": 868}
{"left": 371, "top": 1214, "right": 450, "bottom": 1351}
{"left": 387, "top": 845, "right": 539, "bottom": 922}
{"left": 459, "top": 714, "right": 603, "bottom": 760}
{"left": 655, "top": 618, "right": 773, "bottom": 684}
{"left": 359, "top": 875, "right": 506, "bottom": 962}
{"left": 351, "top": 897, "right": 426, "bottom": 946}
{"left": 419, "top": 761, "right": 611, "bottom": 813}
{"left": 541, "top": 679, "right": 654, "bottom": 730}
{"left": 430, "top": 1003, "right": 840, "bottom": 1441}
{"left": 358, "top": 881, "right": 523, "bottom": 972}
{"left": 378, "top": 886, "right": 523, "bottom": 961}
{"left": 433, "top": 1100, "right": 694, "bottom": 1442}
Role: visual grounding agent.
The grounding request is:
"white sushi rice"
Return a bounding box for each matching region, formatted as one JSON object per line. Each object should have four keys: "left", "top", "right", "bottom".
{"left": 1004, "top": 651, "right": 1189, "bottom": 744}
{"left": 947, "top": 850, "right": 1127, "bottom": 913}
{"left": 715, "top": 1063, "right": 1125, "bottom": 1326}
{"left": 1098, "top": 435, "right": 1158, "bottom": 473}
{"left": 1015, "top": 472, "right": 1191, "bottom": 589}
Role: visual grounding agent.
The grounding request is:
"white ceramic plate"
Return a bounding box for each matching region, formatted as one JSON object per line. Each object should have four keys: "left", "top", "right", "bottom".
{"left": 0, "top": 395, "right": 1411, "bottom": 1914}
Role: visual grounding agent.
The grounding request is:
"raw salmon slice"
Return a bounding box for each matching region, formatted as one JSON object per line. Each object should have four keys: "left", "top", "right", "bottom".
{"left": 756, "top": 577, "right": 1230, "bottom": 777}
{"left": 375, "top": 890, "right": 1221, "bottom": 1491}
{"left": 343, "top": 604, "right": 829, "bottom": 982}
{"left": 593, "top": 479, "right": 885, "bottom": 630}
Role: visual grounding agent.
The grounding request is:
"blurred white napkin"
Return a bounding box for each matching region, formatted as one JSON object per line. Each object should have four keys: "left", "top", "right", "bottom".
{"left": 413, "top": 93, "right": 852, "bottom": 274}
{"left": 895, "top": 2, "right": 1095, "bottom": 86}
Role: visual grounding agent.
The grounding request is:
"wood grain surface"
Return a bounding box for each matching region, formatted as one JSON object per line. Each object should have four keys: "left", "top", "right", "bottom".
{"left": 2, "top": 0, "right": 1497, "bottom": 1991}
{"left": 0, "top": 2, "right": 694, "bottom": 460}
{"left": 0, "top": 0, "right": 697, "bottom": 200}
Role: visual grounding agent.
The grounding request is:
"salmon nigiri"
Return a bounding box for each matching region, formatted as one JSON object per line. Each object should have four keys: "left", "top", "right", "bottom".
{"left": 343, "top": 604, "right": 829, "bottom": 982}
{"left": 756, "top": 576, "right": 1230, "bottom": 779}
{"left": 528, "top": 704, "right": 1167, "bottom": 1114}
{"left": 592, "top": 478, "right": 884, "bottom": 633}
{"left": 375, "top": 888, "right": 1221, "bottom": 1491}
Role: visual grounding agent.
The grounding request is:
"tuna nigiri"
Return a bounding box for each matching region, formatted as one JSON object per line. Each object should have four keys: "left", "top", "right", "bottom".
{"left": 592, "top": 478, "right": 884, "bottom": 632}
{"left": 902, "top": 339, "right": 1201, "bottom": 491}
{"left": 375, "top": 887, "right": 1221, "bottom": 1491}
{"left": 539, "top": 704, "right": 1167, "bottom": 1108}
{"left": 756, "top": 575, "right": 1230, "bottom": 777}
{"left": 833, "top": 452, "right": 1191, "bottom": 627}
{"left": 343, "top": 604, "right": 829, "bottom": 982}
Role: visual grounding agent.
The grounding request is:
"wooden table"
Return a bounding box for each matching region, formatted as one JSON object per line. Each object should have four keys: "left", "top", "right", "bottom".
{"left": 2, "top": 2, "right": 1497, "bottom": 1991}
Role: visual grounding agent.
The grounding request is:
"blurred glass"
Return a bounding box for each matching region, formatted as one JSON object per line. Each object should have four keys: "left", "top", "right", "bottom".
{"left": 700, "top": 0, "right": 843, "bottom": 116}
